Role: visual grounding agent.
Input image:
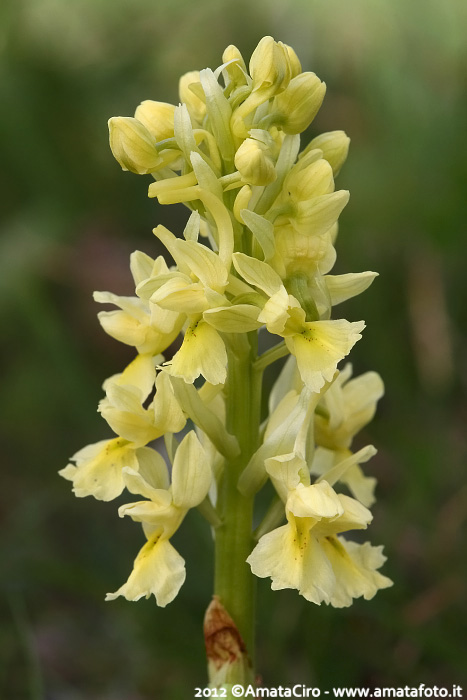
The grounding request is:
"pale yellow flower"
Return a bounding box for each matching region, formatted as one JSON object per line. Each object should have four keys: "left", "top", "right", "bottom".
{"left": 247, "top": 480, "right": 392, "bottom": 606}
{"left": 95, "top": 253, "right": 184, "bottom": 356}
{"left": 60, "top": 352, "right": 186, "bottom": 500}
{"left": 59, "top": 439, "right": 167, "bottom": 502}
{"left": 135, "top": 226, "right": 262, "bottom": 384}
{"left": 99, "top": 366, "right": 186, "bottom": 446}
{"left": 315, "top": 364, "right": 385, "bottom": 450}
{"left": 106, "top": 431, "right": 212, "bottom": 606}
{"left": 284, "top": 312, "right": 365, "bottom": 393}
{"left": 167, "top": 316, "right": 228, "bottom": 385}
{"left": 232, "top": 253, "right": 365, "bottom": 392}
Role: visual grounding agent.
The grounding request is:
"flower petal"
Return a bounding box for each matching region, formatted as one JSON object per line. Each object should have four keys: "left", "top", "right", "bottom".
{"left": 240, "top": 209, "right": 275, "bottom": 260}
{"left": 59, "top": 438, "right": 137, "bottom": 501}
{"left": 169, "top": 377, "right": 239, "bottom": 461}
{"left": 321, "top": 537, "right": 393, "bottom": 608}
{"left": 314, "top": 494, "right": 372, "bottom": 536}
{"left": 152, "top": 371, "right": 187, "bottom": 435}
{"left": 232, "top": 252, "right": 283, "bottom": 297}
{"left": 106, "top": 534, "right": 186, "bottom": 607}
{"left": 325, "top": 271, "right": 378, "bottom": 306}
{"left": 203, "top": 304, "right": 262, "bottom": 333}
{"left": 105, "top": 353, "right": 156, "bottom": 400}
{"left": 120, "top": 466, "right": 170, "bottom": 502}
{"left": 150, "top": 278, "right": 211, "bottom": 315}
{"left": 247, "top": 522, "right": 335, "bottom": 605}
{"left": 166, "top": 318, "right": 227, "bottom": 385}
{"left": 315, "top": 445, "right": 377, "bottom": 489}
{"left": 134, "top": 100, "right": 176, "bottom": 141}
{"left": 171, "top": 431, "right": 212, "bottom": 509}
{"left": 257, "top": 288, "right": 291, "bottom": 335}
{"left": 265, "top": 452, "right": 309, "bottom": 501}
{"left": 287, "top": 481, "right": 343, "bottom": 519}
{"left": 135, "top": 447, "right": 170, "bottom": 489}
{"left": 238, "top": 386, "right": 314, "bottom": 496}
{"left": 99, "top": 383, "right": 160, "bottom": 446}
{"left": 311, "top": 446, "right": 377, "bottom": 507}
{"left": 293, "top": 190, "right": 349, "bottom": 237}
{"left": 286, "top": 319, "right": 365, "bottom": 393}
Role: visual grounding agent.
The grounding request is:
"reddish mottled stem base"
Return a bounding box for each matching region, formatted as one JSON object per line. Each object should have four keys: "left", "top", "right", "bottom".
{"left": 204, "top": 596, "right": 254, "bottom": 689}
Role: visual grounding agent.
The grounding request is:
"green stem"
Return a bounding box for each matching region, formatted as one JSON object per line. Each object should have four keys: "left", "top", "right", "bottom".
{"left": 211, "top": 332, "right": 262, "bottom": 686}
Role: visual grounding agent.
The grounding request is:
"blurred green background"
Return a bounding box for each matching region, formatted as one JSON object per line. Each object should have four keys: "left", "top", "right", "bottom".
{"left": 1, "top": 0, "right": 466, "bottom": 697}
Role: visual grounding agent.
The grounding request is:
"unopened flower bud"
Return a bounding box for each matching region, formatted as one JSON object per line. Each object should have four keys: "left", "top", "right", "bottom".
{"left": 134, "top": 100, "right": 176, "bottom": 142}
{"left": 274, "top": 72, "right": 326, "bottom": 135}
{"left": 233, "top": 185, "right": 253, "bottom": 222}
{"left": 222, "top": 44, "right": 248, "bottom": 87}
{"left": 179, "top": 71, "right": 206, "bottom": 124}
{"left": 235, "top": 138, "right": 277, "bottom": 186}
{"left": 249, "top": 36, "right": 291, "bottom": 92}
{"left": 306, "top": 131, "right": 350, "bottom": 176}
{"left": 108, "top": 117, "right": 162, "bottom": 174}
{"left": 283, "top": 43, "right": 302, "bottom": 78}
{"left": 285, "top": 158, "right": 335, "bottom": 201}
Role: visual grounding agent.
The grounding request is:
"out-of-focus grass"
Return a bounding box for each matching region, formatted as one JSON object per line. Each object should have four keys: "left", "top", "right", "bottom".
{"left": 1, "top": 0, "right": 466, "bottom": 697}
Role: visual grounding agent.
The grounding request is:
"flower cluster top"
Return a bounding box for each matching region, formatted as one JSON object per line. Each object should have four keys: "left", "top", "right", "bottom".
{"left": 60, "top": 37, "right": 391, "bottom": 609}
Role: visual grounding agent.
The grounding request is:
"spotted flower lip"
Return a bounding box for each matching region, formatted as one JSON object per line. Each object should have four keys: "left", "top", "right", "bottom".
{"left": 59, "top": 437, "right": 140, "bottom": 502}
{"left": 247, "top": 479, "right": 392, "bottom": 607}
{"left": 284, "top": 317, "right": 366, "bottom": 393}
{"left": 62, "top": 36, "right": 390, "bottom": 621}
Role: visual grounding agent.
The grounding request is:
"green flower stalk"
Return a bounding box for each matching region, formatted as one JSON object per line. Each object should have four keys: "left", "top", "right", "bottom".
{"left": 61, "top": 36, "right": 392, "bottom": 692}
